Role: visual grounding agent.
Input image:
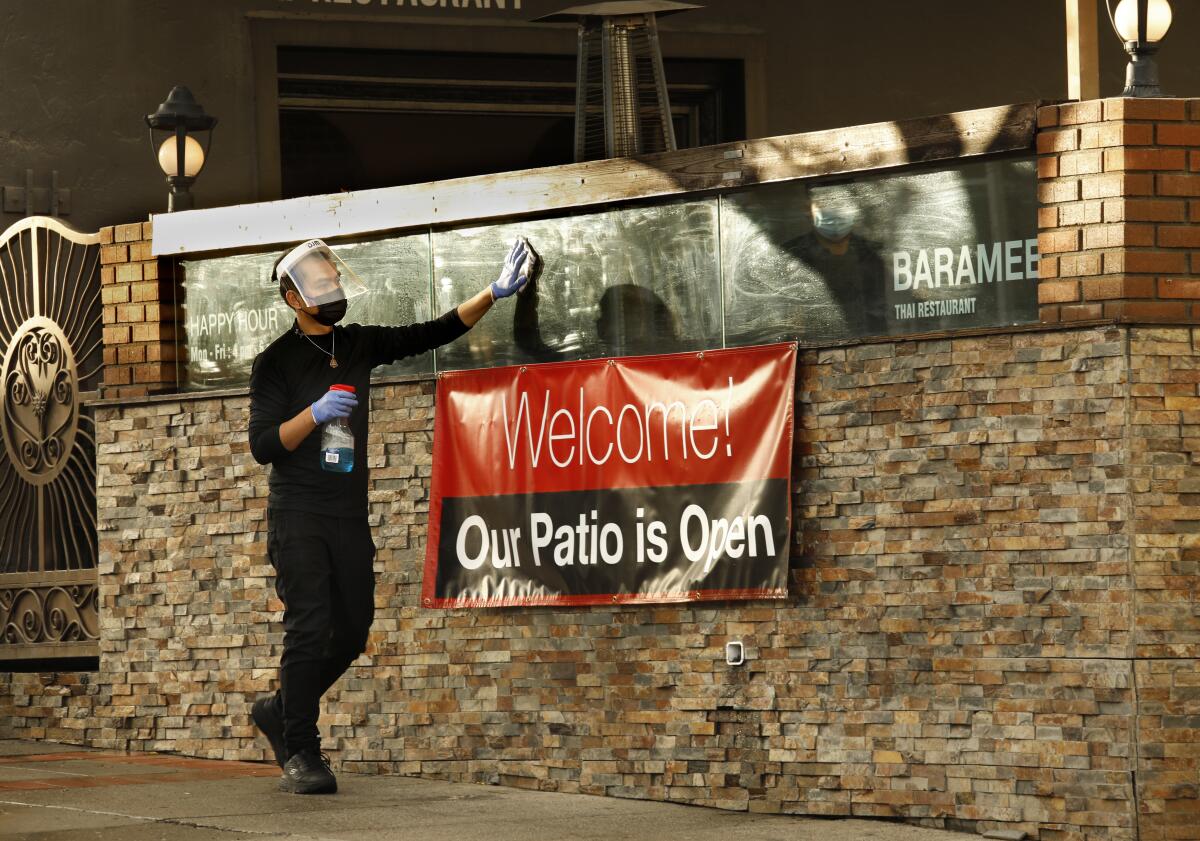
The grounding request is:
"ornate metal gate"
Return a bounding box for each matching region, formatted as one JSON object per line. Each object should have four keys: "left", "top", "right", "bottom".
{"left": 0, "top": 217, "right": 102, "bottom": 660}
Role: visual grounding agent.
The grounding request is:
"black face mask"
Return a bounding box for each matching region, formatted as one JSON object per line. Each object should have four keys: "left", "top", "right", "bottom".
{"left": 312, "top": 299, "right": 347, "bottom": 326}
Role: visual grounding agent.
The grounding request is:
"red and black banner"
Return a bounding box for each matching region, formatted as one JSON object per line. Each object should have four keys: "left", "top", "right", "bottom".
{"left": 422, "top": 343, "right": 796, "bottom": 608}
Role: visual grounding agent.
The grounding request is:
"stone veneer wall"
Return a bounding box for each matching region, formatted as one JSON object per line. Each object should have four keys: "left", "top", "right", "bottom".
{"left": 7, "top": 324, "right": 1200, "bottom": 840}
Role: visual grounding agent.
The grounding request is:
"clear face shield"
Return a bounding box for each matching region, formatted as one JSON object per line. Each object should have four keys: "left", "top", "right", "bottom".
{"left": 278, "top": 239, "right": 369, "bottom": 308}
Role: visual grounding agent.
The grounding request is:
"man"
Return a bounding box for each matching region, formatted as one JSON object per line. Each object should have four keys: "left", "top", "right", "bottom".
{"left": 782, "top": 186, "right": 888, "bottom": 340}
{"left": 248, "top": 236, "right": 537, "bottom": 794}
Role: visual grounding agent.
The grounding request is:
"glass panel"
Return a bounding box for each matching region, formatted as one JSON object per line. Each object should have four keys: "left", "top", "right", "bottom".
{"left": 432, "top": 198, "right": 723, "bottom": 371}
{"left": 334, "top": 235, "right": 433, "bottom": 379}
{"left": 179, "top": 252, "right": 286, "bottom": 390}
{"left": 179, "top": 234, "right": 432, "bottom": 389}
{"left": 721, "top": 157, "right": 1039, "bottom": 347}
{"left": 176, "top": 156, "right": 1037, "bottom": 391}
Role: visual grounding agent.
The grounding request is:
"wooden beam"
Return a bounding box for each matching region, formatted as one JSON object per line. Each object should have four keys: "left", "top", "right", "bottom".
{"left": 152, "top": 102, "right": 1038, "bottom": 257}
{"left": 1065, "top": 0, "right": 1101, "bottom": 101}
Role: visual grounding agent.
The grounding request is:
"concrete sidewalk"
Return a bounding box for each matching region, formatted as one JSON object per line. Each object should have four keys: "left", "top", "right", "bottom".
{"left": 0, "top": 739, "right": 978, "bottom": 841}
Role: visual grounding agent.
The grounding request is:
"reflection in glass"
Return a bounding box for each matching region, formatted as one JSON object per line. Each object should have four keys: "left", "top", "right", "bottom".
{"left": 180, "top": 234, "right": 433, "bottom": 389}
{"left": 432, "top": 199, "right": 723, "bottom": 370}
{"left": 722, "top": 158, "right": 1039, "bottom": 346}
{"left": 177, "top": 157, "right": 1038, "bottom": 390}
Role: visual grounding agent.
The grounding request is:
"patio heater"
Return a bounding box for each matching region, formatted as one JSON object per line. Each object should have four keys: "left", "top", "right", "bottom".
{"left": 536, "top": 1, "right": 702, "bottom": 162}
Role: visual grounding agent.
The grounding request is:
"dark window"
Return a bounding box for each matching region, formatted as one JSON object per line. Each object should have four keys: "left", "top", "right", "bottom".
{"left": 277, "top": 47, "right": 745, "bottom": 199}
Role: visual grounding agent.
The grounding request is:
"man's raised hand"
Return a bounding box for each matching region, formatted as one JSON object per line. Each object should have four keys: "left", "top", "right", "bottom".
{"left": 490, "top": 237, "right": 541, "bottom": 300}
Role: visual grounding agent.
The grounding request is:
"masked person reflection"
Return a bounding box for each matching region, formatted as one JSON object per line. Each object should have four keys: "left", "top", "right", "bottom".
{"left": 248, "top": 237, "right": 539, "bottom": 795}
{"left": 782, "top": 187, "right": 888, "bottom": 339}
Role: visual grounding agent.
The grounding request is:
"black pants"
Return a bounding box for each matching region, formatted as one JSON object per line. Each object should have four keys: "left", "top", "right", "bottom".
{"left": 266, "top": 510, "right": 376, "bottom": 757}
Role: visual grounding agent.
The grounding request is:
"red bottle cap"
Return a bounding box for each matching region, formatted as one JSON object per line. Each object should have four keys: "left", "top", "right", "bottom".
{"left": 330, "top": 384, "right": 356, "bottom": 393}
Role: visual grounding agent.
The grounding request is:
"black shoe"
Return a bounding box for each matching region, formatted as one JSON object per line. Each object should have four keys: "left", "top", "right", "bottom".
{"left": 279, "top": 750, "right": 337, "bottom": 794}
{"left": 251, "top": 696, "right": 287, "bottom": 769}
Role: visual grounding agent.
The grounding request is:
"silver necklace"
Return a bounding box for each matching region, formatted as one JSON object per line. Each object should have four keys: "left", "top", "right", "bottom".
{"left": 297, "top": 327, "right": 338, "bottom": 368}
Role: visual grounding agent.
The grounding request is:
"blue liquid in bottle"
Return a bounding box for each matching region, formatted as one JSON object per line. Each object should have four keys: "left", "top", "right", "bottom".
{"left": 322, "top": 446, "right": 354, "bottom": 473}
{"left": 320, "top": 385, "right": 356, "bottom": 473}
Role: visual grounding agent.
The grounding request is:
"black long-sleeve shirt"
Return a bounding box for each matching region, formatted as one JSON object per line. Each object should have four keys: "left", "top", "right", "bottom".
{"left": 248, "top": 311, "right": 468, "bottom": 517}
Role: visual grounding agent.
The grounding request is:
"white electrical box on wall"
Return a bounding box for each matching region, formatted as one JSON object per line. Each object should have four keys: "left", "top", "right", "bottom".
{"left": 725, "top": 641, "right": 745, "bottom": 666}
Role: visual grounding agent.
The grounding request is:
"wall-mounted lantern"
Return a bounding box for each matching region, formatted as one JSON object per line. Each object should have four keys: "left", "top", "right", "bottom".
{"left": 1107, "top": 0, "right": 1173, "bottom": 97}
{"left": 144, "top": 86, "right": 217, "bottom": 212}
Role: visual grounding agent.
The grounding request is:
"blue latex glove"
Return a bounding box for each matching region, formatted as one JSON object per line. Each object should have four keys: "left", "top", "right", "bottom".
{"left": 310, "top": 389, "right": 358, "bottom": 424}
{"left": 490, "top": 237, "right": 538, "bottom": 300}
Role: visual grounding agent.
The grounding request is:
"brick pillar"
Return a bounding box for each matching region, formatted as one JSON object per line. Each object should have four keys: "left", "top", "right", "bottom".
{"left": 1037, "top": 98, "right": 1200, "bottom": 323}
{"left": 99, "top": 220, "right": 182, "bottom": 397}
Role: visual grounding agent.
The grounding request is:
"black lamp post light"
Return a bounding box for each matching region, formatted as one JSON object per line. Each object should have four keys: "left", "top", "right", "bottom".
{"left": 1106, "top": 0, "right": 1174, "bottom": 97}
{"left": 145, "top": 86, "right": 217, "bottom": 212}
